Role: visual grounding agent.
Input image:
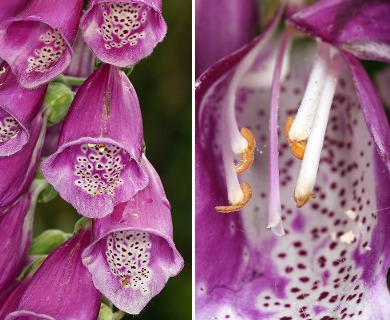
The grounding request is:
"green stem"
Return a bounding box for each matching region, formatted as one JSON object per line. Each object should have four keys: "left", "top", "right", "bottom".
{"left": 113, "top": 311, "right": 126, "bottom": 320}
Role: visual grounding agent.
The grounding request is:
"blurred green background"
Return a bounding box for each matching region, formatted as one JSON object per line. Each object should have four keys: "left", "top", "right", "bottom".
{"left": 34, "top": 1, "right": 192, "bottom": 319}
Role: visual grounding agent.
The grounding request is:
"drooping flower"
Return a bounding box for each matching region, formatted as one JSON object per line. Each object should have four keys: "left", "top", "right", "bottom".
{"left": 195, "top": 0, "right": 257, "bottom": 78}
{"left": 6, "top": 221, "right": 101, "bottom": 320}
{"left": 0, "top": 111, "right": 47, "bottom": 208}
{"left": 0, "top": 182, "right": 41, "bottom": 293}
{"left": 0, "top": 62, "right": 47, "bottom": 156}
{"left": 42, "top": 64, "right": 148, "bottom": 219}
{"left": 0, "top": 0, "right": 84, "bottom": 88}
{"left": 80, "top": 0, "right": 167, "bottom": 67}
{"left": 82, "top": 155, "right": 184, "bottom": 314}
{"left": 196, "top": 1, "right": 390, "bottom": 319}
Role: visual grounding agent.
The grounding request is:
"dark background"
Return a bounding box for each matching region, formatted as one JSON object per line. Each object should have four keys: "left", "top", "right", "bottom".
{"left": 34, "top": 0, "right": 192, "bottom": 318}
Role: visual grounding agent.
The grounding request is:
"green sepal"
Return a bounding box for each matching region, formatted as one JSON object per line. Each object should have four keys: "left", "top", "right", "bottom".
{"left": 29, "top": 229, "right": 71, "bottom": 255}
{"left": 98, "top": 303, "right": 113, "bottom": 320}
{"left": 17, "top": 255, "right": 47, "bottom": 281}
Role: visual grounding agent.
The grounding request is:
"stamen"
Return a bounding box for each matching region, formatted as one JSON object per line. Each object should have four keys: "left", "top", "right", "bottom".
{"left": 289, "top": 41, "right": 330, "bottom": 141}
{"left": 235, "top": 128, "right": 255, "bottom": 174}
{"left": 284, "top": 116, "right": 307, "bottom": 160}
{"left": 294, "top": 51, "right": 342, "bottom": 208}
{"left": 215, "top": 182, "right": 252, "bottom": 213}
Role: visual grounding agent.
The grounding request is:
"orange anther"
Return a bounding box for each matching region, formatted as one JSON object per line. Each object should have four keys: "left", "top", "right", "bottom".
{"left": 294, "top": 192, "right": 316, "bottom": 208}
{"left": 235, "top": 128, "right": 256, "bottom": 174}
{"left": 285, "top": 117, "right": 307, "bottom": 160}
{"left": 215, "top": 182, "right": 252, "bottom": 213}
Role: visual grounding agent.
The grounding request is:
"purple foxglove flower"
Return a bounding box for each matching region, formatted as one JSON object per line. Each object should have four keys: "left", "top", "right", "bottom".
{"left": 82, "top": 155, "right": 184, "bottom": 314}
{"left": 195, "top": 0, "right": 257, "bottom": 78}
{"left": 0, "top": 184, "right": 40, "bottom": 293}
{"left": 80, "top": 0, "right": 167, "bottom": 67}
{"left": 289, "top": 0, "right": 390, "bottom": 63}
{"left": 196, "top": 4, "right": 390, "bottom": 319}
{"left": 6, "top": 222, "right": 101, "bottom": 320}
{"left": 0, "top": 62, "right": 47, "bottom": 156}
{"left": 0, "top": 111, "right": 46, "bottom": 208}
{"left": 42, "top": 64, "right": 147, "bottom": 218}
{"left": 0, "top": 0, "right": 84, "bottom": 88}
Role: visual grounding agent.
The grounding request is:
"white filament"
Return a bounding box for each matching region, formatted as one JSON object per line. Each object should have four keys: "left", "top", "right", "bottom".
{"left": 289, "top": 41, "right": 330, "bottom": 141}
{"left": 294, "top": 52, "right": 342, "bottom": 201}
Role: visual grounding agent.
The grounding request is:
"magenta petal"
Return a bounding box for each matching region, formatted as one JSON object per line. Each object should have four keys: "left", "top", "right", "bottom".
{"left": 0, "top": 112, "right": 46, "bottom": 208}
{"left": 42, "top": 64, "right": 147, "bottom": 218}
{"left": 0, "top": 188, "right": 36, "bottom": 293}
{"left": 343, "top": 53, "right": 390, "bottom": 170}
{"left": 63, "top": 30, "right": 95, "bottom": 79}
{"left": 0, "top": 0, "right": 84, "bottom": 88}
{"left": 82, "top": 155, "right": 184, "bottom": 314}
{"left": 289, "top": 0, "right": 390, "bottom": 62}
{"left": 80, "top": 0, "right": 167, "bottom": 67}
{"left": 0, "top": 0, "right": 27, "bottom": 23}
{"left": 195, "top": 0, "right": 257, "bottom": 78}
{"left": 0, "top": 62, "right": 47, "bottom": 156}
{"left": 6, "top": 223, "right": 101, "bottom": 320}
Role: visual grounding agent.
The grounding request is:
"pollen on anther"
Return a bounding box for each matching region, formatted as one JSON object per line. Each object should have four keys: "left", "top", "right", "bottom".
{"left": 215, "top": 182, "right": 252, "bottom": 213}
{"left": 284, "top": 117, "right": 307, "bottom": 160}
{"left": 235, "top": 128, "right": 256, "bottom": 174}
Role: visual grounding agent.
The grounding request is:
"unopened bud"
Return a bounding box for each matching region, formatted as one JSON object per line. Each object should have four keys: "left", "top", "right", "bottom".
{"left": 29, "top": 230, "right": 71, "bottom": 255}
{"left": 44, "top": 82, "right": 74, "bottom": 125}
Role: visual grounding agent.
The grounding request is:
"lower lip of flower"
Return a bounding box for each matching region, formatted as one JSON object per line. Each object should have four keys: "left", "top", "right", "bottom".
{"left": 74, "top": 143, "right": 128, "bottom": 196}
{"left": 0, "top": 110, "right": 20, "bottom": 143}
{"left": 105, "top": 230, "right": 152, "bottom": 294}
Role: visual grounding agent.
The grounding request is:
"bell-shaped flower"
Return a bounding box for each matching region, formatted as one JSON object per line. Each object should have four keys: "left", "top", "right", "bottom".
{"left": 196, "top": 2, "right": 390, "bottom": 319}
{"left": 0, "top": 181, "right": 42, "bottom": 293}
{"left": 0, "top": 0, "right": 27, "bottom": 24}
{"left": 0, "top": 111, "right": 47, "bottom": 208}
{"left": 195, "top": 0, "right": 257, "bottom": 78}
{"left": 42, "top": 64, "right": 147, "bottom": 218}
{"left": 82, "top": 155, "right": 184, "bottom": 314}
{"left": 80, "top": 0, "right": 167, "bottom": 67}
{"left": 0, "top": 0, "right": 84, "bottom": 88}
{"left": 0, "top": 62, "right": 47, "bottom": 156}
{"left": 6, "top": 221, "right": 101, "bottom": 320}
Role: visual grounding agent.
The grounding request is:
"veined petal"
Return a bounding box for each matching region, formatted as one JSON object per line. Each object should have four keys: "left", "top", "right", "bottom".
{"left": 0, "top": 62, "right": 47, "bottom": 156}
{"left": 6, "top": 223, "right": 101, "bottom": 320}
{"left": 80, "top": 0, "right": 167, "bottom": 67}
{"left": 343, "top": 53, "right": 390, "bottom": 170}
{"left": 289, "top": 0, "right": 390, "bottom": 63}
{"left": 0, "top": 111, "right": 46, "bottom": 208}
{"left": 63, "top": 30, "right": 95, "bottom": 79}
{"left": 82, "top": 155, "right": 184, "bottom": 314}
{"left": 0, "top": 0, "right": 84, "bottom": 88}
{"left": 196, "top": 34, "right": 390, "bottom": 319}
{"left": 195, "top": 0, "right": 257, "bottom": 78}
{"left": 0, "top": 0, "right": 27, "bottom": 23}
{"left": 42, "top": 64, "right": 147, "bottom": 218}
{"left": 0, "top": 186, "right": 38, "bottom": 293}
